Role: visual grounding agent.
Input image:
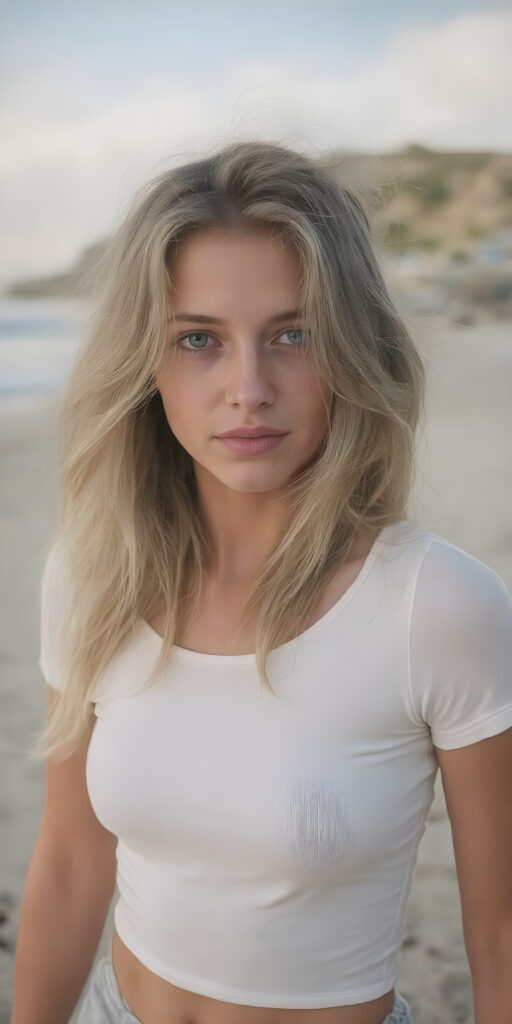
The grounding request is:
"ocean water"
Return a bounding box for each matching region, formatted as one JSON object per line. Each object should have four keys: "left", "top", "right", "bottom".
{"left": 0, "top": 296, "right": 89, "bottom": 399}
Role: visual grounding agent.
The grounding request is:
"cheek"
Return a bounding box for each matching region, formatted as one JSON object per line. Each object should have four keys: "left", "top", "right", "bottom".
{"left": 157, "top": 363, "right": 204, "bottom": 420}
{"left": 291, "top": 370, "right": 330, "bottom": 426}
{"left": 157, "top": 376, "right": 213, "bottom": 456}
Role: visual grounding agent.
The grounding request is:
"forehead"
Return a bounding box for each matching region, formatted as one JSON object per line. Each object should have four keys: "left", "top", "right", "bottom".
{"left": 168, "top": 227, "right": 302, "bottom": 301}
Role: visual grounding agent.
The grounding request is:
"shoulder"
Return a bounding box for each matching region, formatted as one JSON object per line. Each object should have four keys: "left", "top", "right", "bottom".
{"left": 39, "top": 537, "right": 73, "bottom": 691}
{"left": 411, "top": 532, "right": 512, "bottom": 636}
{"left": 407, "top": 530, "right": 512, "bottom": 748}
{"left": 41, "top": 536, "right": 70, "bottom": 592}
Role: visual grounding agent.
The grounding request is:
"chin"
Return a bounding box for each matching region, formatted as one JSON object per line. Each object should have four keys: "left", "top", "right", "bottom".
{"left": 220, "top": 469, "right": 293, "bottom": 493}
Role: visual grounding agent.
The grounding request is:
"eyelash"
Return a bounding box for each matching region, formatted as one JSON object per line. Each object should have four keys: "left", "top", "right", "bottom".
{"left": 174, "top": 328, "right": 306, "bottom": 351}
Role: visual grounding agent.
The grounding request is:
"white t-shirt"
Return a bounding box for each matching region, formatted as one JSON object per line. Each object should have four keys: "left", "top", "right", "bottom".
{"left": 38, "top": 519, "right": 512, "bottom": 1009}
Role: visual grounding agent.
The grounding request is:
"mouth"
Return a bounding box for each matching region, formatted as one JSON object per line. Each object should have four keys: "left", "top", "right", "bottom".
{"left": 216, "top": 429, "right": 288, "bottom": 439}
{"left": 221, "top": 433, "right": 285, "bottom": 439}
{"left": 216, "top": 433, "right": 288, "bottom": 454}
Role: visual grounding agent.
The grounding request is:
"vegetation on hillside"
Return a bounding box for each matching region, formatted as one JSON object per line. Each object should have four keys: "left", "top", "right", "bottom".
{"left": 349, "top": 142, "right": 512, "bottom": 256}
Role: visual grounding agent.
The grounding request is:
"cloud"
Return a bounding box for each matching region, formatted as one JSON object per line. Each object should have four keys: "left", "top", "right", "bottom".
{"left": 1, "top": 10, "right": 511, "bottom": 284}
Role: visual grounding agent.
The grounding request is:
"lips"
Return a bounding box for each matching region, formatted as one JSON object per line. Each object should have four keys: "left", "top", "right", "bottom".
{"left": 216, "top": 427, "right": 287, "bottom": 438}
{"left": 217, "top": 433, "right": 287, "bottom": 454}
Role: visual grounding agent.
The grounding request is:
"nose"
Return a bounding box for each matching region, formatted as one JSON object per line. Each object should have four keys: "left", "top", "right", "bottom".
{"left": 224, "top": 343, "right": 276, "bottom": 408}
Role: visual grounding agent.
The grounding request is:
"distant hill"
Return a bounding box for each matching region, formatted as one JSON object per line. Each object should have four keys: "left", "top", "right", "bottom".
{"left": 5, "top": 240, "right": 109, "bottom": 299}
{"left": 5, "top": 143, "right": 512, "bottom": 298}
{"left": 343, "top": 142, "right": 512, "bottom": 256}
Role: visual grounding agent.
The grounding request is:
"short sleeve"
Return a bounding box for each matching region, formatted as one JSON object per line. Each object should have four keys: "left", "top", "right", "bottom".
{"left": 409, "top": 537, "right": 512, "bottom": 749}
{"left": 39, "top": 539, "right": 71, "bottom": 691}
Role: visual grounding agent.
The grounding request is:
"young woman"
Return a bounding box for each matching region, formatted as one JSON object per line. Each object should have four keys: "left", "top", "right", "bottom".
{"left": 13, "top": 141, "right": 512, "bottom": 1024}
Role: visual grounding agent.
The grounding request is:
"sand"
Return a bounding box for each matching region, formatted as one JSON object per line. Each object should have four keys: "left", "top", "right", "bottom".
{"left": 1, "top": 311, "right": 511, "bottom": 1024}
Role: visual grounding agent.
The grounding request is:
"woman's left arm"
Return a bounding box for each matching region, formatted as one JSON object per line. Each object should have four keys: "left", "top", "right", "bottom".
{"left": 436, "top": 728, "right": 512, "bottom": 1024}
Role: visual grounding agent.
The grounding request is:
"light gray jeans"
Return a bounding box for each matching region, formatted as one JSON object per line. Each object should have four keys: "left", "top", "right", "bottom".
{"left": 75, "top": 954, "right": 413, "bottom": 1023}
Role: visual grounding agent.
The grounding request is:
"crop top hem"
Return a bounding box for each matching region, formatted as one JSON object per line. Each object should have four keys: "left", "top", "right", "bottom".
{"left": 113, "top": 910, "right": 398, "bottom": 1009}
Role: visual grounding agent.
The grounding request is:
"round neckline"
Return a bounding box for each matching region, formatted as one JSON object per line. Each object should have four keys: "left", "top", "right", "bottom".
{"left": 140, "top": 521, "right": 398, "bottom": 666}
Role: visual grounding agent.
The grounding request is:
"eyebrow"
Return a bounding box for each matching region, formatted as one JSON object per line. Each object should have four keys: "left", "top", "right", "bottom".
{"left": 169, "top": 309, "right": 302, "bottom": 324}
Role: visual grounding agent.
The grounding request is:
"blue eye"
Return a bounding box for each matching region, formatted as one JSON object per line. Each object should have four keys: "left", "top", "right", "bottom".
{"left": 176, "top": 332, "right": 213, "bottom": 350}
{"left": 175, "top": 328, "right": 306, "bottom": 351}
{"left": 282, "top": 328, "right": 304, "bottom": 345}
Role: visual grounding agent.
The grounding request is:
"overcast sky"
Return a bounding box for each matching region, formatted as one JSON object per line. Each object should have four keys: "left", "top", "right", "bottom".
{"left": 1, "top": 0, "right": 511, "bottom": 288}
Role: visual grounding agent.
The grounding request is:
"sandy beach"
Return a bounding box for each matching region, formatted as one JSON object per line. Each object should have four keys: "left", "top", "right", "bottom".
{"left": 1, "top": 310, "right": 511, "bottom": 1024}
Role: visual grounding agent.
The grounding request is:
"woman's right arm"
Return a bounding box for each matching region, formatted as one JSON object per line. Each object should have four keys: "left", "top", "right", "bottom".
{"left": 11, "top": 688, "right": 118, "bottom": 1024}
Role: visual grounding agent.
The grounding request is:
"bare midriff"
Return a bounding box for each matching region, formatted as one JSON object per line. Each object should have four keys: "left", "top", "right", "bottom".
{"left": 111, "top": 929, "right": 395, "bottom": 1024}
{"left": 111, "top": 534, "right": 394, "bottom": 1024}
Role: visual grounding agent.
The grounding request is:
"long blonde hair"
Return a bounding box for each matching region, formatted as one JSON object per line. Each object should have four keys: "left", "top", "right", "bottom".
{"left": 30, "top": 138, "right": 426, "bottom": 763}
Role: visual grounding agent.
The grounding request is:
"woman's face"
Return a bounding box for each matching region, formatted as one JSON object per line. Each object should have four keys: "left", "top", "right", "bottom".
{"left": 155, "top": 226, "right": 331, "bottom": 496}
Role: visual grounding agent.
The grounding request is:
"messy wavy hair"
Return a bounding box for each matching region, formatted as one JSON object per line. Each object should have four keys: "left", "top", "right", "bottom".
{"left": 30, "top": 137, "right": 426, "bottom": 762}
